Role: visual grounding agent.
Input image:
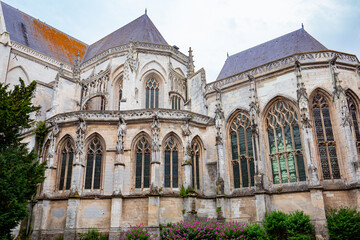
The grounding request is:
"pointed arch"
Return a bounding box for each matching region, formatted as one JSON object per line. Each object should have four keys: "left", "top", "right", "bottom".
{"left": 162, "top": 132, "right": 183, "bottom": 189}
{"left": 226, "top": 110, "right": 255, "bottom": 189}
{"left": 56, "top": 134, "right": 75, "bottom": 191}
{"left": 309, "top": 88, "right": 340, "bottom": 180}
{"left": 7, "top": 65, "right": 30, "bottom": 87}
{"left": 83, "top": 132, "right": 106, "bottom": 190}
{"left": 139, "top": 60, "right": 167, "bottom": 82}
{"left": 345, "top": 89, "right": 360, "bottom": 156}
{"left": 264, "top": 96, "right": 306, "bottom": 184}
{"left": 191, "top": 135, "right": 204, "bottom": 190}
{"left": 82, "top": 94, "right": 107, "bottom": 111}
{"left": 132, "top": 131, "right": 152, "bottom": 189}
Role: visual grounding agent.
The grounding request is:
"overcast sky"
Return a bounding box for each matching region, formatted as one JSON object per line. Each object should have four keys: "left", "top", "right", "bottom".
{"left": 3, "top": 0, "right": 360, "bottom": 82}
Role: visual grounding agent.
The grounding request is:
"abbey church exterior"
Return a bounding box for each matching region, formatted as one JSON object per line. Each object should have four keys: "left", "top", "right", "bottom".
{"left": 1, "top": 1, "right": 360, "bottom": 239}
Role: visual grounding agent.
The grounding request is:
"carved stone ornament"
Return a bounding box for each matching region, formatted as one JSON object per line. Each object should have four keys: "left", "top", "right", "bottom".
{"left": 216, "top": 177, "right": 224, "bottom": 195}
{"left": 295, "top": 61, "right": 311, "bottom": 129}
{"left": 124, "top": 40, "right": 137, "bottom": 81}
{"left": 73, "top": 53, "right": 81, "bottom": 82}
{"left": 214, "top": 104, "right": 224, "bottom": 145}
{"left": 308, "top": 163, "right": 320, "bottom": 186}
{"left": 181, "top": 118, "right": 192, "bottom": 136}
{"left": 116, "top": 117, "right": 127, "bottom": 154}
{"left": 46, "top": 122, "right": 60, "bottom": 167}
{"left": 187, "top": 47, "right": 195, "bottom": 76}
{"left": 340, "top": 99, "right": 352, "bottom": 127}
{"left": 75, "top": 118, "right": 87, "bottom": 159}
{"left": 151, "top": 114, "right": 160, "bottom": 151}
{"left": 329, "top": 56, "right": 345, "bottom": 100}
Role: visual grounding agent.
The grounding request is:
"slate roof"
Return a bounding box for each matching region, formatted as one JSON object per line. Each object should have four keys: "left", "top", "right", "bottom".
{"left": 216, "top": 28, "right": 327, "bottom": 80}
{"left": 82, "top": 14, "right": 168, "bottom": 62}
{"left": 1, "top": 1, "right": 88, "bottom": 65}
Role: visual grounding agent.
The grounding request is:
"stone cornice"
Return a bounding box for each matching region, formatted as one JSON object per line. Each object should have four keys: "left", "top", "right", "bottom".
{"left": 81, "top": 41, "right": 189, "bottom": 68}
{"left": 206, "top": 50, "right": 359, "bottom": 95}
{"left": 10, "top": 41, "right": 73, "bottom": 74}
{"left": 46, "top": 109, "right": 213, "bottom": 126}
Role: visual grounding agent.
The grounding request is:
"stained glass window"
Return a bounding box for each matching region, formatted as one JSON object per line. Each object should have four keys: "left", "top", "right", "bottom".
{"left": 230, "top": 113, "right": 255, "bottom": 188}
{"left": 191, "top": 141, "right": 201, "bottom": 190}
{"left": 164, "top": 137, "right": 179, "bottom": 188}
{"left": 85, "top": 138, "right": 103, "bottom": 190}
{"left": 346, "top": 92, "right": 360, "bottom": 156}
{"left": 266, "top": 100, "right": 306, "bottom": 184}
{"left": 58, "top": 139, "right": 74, "bottom": 191}
{"left": 171, "top": 95, "right": 182, "bottom": 110}
{"left": 312, "top": 93, "right": 340, "bottom": 180}
{"left": 135, "top": 137, "right": 151, "bottom": 189}
{"left": 146, "top": 78, "right": 159, "bottom": 109}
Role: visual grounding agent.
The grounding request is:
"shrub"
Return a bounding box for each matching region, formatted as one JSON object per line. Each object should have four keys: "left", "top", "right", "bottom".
{"left": 264, "top": 211, "right": 288, "bottom": 240}
{"left": 326, "top": 207, "right": 360, "bottom": 240}
{"left": 287, "top": 211, "right": 314, "bottom": 239}
{"left": 245, "top": 223, "right": 268, "bottom": 240}
{"left": 125, "top": 225, "right": 150, "bottom": 240}
{"left": 78, "top": 228, "right": 108, "bottom": 240}
{"left": 160, "top": 219, "right": 246, "bottom": 239}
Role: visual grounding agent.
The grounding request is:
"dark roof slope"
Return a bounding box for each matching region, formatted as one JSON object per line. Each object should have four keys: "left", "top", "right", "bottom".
{"left": 216, "top": 28, "right": 327, "bottom": 80}
{"left": 83, "top": 14, "right": 168, "bottom": 62}
{"left": 1, "top": 2, "right": 88, "bottom": 65}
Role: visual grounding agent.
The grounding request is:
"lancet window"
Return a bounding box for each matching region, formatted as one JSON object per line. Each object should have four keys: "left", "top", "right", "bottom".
{"left": 146, "top": 78, "right": 159, "bottom": 108}
{"left": 346, "top": 92, "right": 360, "bottom": 155}
{"left": 266, "top": 100, "right": 306, "bottom": 184}
{"left": 135, "top": 137, "right": 151, "bottom": 189}
{"left": 191, "top": 141, "right": 201, "bottom": 190}
{"left": 58, "top": 139, "right": 74, "bottom": 191}
{"left": 311, "top": 93, "right": 340, "bottom": 180}
{"left": 171, "top": 95, "right": 181, "bottom": 110}
{"left": 164, "top": 137, "right": 179, "bottom": 188}
{"left": 229, "top": 113, "right": 255, "bottom": 188}
{"left": 85, "top": 138, "right": 103, "bottom": 190}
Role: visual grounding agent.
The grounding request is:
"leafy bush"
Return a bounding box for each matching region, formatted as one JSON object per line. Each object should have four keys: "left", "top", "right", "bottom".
{"left": 264, "top": 211, "right": 288, "bottom": 240}
{"left": 78, "top": 228, "right": 108, "bottom": 240}
{"left": 326, "top": 207, "right": 360, "bottom": 240}
{"left": 245, "top": 223, "right": 268, "bottom": 240}
{"left": 160, "top": 219, "right": 246, "bottom": 239}
{"left": 125, "top": 226, "right": 150, "bottom": 240}
{"left": 264, "top": 210, "right": 314, "bottom": 240}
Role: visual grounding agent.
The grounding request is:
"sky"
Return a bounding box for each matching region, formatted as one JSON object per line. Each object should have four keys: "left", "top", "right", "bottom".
{"left": 3, "top": 0, "right": 360, "bottom": 82}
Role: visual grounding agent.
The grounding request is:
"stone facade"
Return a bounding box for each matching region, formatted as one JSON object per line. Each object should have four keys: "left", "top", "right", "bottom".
{"left": 1, "top": 2, "right": 360, "bottom": 239}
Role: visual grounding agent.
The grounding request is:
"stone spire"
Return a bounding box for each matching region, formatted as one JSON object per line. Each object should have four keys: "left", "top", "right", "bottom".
{"left": 73, "top": 53, "right": 81, "bottom": 82}
{"left": 187, "top": 47, "right": 195, "bottom": 76}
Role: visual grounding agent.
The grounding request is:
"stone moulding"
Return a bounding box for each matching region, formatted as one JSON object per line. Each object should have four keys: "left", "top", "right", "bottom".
{"left": 205, "top": 50, "right": 359, "bottom": 94}
{"left": 47, "top": 109, "right": 214, "bottom": 126}
{"left": 81, "top": 41, "right": 189, "bottom": 68}
{"left": 10, "top": 41, "right": 73, "bottom": 73}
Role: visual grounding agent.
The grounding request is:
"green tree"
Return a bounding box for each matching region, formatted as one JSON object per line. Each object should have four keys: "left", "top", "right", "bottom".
{"left": 0, "top": 79, "right": 45, "bottom": 239}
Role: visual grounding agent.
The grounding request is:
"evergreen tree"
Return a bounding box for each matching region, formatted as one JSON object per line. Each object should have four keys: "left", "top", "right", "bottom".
{"left": 0, "top": 79, "right": 45, "bottom": 239}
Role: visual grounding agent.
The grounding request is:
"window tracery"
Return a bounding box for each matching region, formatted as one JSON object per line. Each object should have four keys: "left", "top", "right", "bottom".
{"left": 164, "top": 136, "right": 179, "bottom": 188}
{"left": 171, "top": 95, "right": 181, "bottom": 110}
{"left": 311, "top": 93, "right": 340, "bottom": 180}
{"left": 229, "top": 113, "right": 255, "bottom": 188}
{"left": 146, "top": 78, "right": 159, "bottom": 108}
{"left": 84, "top": 138, "right": 103, "bottom": 190}
{"left": 135, "top": 137, "right": 151, "bottom": 189}
{"left": 58, "top": 139, "right": 74, "bottom": 191}
{"left": 266, "top": 100, "right": 306, "bottom": 184}
{"left": 346, "top": 92, "right": 360, "bottom": 155}
{"left": 191, "top": 141, "right": 201, "bottom": 190}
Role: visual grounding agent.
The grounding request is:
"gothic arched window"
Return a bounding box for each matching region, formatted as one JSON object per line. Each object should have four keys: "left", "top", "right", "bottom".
{"left": 58, "top": 139, "right": 74, "bottom": 191}
{"left": 191, "top": 140, "right": 201, "bottom": 190}
{"left": 85, "top": 138, "right": 103, "bottom": 190}
{"left": 312, "top": 93, "right": 340, "bottom": 180}
{"left": 346, "top": 92, "right": 360, "bottom": 155}
{"left": 146, "top": 78, "right": 159, "bottom": 109}
{"left": 266, "top": 99, "right": 306, "bottom": 184}
{"left": 171, "top": 95, "right": 181, "bottom": 110}
{"left": 164, "top": 137, "right": 179, "bottom": 188}
{"left": 230, "top": 113, "right": 255, "bottom": 188}
{"left": 135, "top": 137, "right": 151, "bottom": 189}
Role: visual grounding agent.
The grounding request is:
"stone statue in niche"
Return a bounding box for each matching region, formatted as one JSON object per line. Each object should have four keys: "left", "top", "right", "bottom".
{"left": 151, "top": 114, "right": 160, "bottom": 151}
{"left": 116, "top": 117, "right": 127, "bottom": 154}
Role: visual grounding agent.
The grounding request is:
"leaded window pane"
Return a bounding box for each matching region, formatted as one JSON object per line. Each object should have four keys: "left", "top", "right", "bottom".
{"left": 347, "top": 93, "right": 360, "bottom": 156}
{"left": 164, "top": 137, "right": 179, "bottom": 188}
{"left": 312, "top": 93, "right": 340, "bottom": 180}
{"left": 164, "top": 149, "right": 171, "bottom": 188}
{"left": 172, "top": 150, "right": 178, "bottom": 188}
{"left": 145, "top": 78, "right": 159, "bottom": 109}
{"left": 136, "top": 152, "right": 142, "bottom": 188}
{"left": 229, "top": 113, "right": 255, "bottom": 189}
{"left": 85, "top": 138, "right": 103, "bottom": 190}
{"left": 59, "top": 152, "right": 67, "bottom": 190}
{"left": 65, "top": 151, "right": 73, "bottom": 190}
{"left": 144, "top": 151, "right": 150, "bottom": 188}
{"left": 191, "top": 141, "right": 201, "bottom": 190}
{"left": 266, "top": 99, "right": 306, "bottom": 184}
{"left": 195, "top": 154, "right": 200, "bottom": 190}
{"left": 135, "top": 137, "right": 151, "bottom": 189}
{"left": 85, "top": 153, "right": 93, "bottom": 189}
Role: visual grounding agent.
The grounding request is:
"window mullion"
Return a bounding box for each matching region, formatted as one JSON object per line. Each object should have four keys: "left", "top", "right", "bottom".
{"left": 282, "top": 126, "right": 290, "bottom": 183}
{"left": 290, "top": 125, "right": 300, "bottom": 182}
{"left": 236, "top": 131, "right": 243, "bottom": 188}
{"left": 273, "top": 127, "right": 282, "bottom": 184}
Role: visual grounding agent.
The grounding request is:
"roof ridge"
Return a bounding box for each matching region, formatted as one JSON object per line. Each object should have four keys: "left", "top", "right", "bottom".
{"left": 1, "top": 1, "right": 88, "bottom": 46}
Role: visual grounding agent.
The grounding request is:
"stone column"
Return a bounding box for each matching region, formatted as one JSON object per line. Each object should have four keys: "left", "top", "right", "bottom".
{"left": 295, "top": 61, "right": 320, "bottom": 186}
{"left": 64, "top": 198, "right": 80, "bottom": 240}
{"left": 42, "top": 122, "right": 60, "bottom": 195}
{"left": 329, "top": 57, "right": 358, "bottom": 184}
{"left": 109, "top": 198, "right": 123, "bottom": 240}
{"left": 150, "top": 114, "right": 161, "bottom": 190}
{"left": 181, "top": 118, "right": 192, "bottom": 189}
{"left": 309, "top": 188, "right": 329, "bottom": 239}
{"left": 71, "top": 118, "right": 87, "bottom": 193}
